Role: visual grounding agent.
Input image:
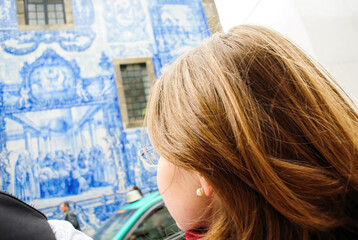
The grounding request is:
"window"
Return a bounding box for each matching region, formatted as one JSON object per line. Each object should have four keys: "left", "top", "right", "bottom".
{"left": 16, "top": 0, "right": 74, "bottom": 31}
{"left": 93, "top": 209, "right": 136, "bottom": 240}
{"left": 128, "top": 207, "right": 181, "bottom": 240}
{"left": 120, "top": 63, "right": 150, "bottom": 122}
{"left": 113, "top": 58, "right": 156, "bottom": 129}
{"left": 25, "top": 0, "right": 66, "bottom": 25}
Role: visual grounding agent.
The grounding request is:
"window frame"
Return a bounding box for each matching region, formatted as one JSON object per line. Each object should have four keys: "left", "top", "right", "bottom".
{"left": 112, "top": 57, "right": 156, "bottom": 129}
{"left": 16, "top": 0, "right": 74, "bottom": 31}
{"left": 24, "top": 0, "right": 67, "bottom": 26}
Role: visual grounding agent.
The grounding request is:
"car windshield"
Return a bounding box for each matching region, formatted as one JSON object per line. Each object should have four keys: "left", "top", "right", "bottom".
{"left": 93, "top": 209, "right": 136, "bottom": 240}
{"left": 127, "top": 206, "right": 181, "bottom": 239}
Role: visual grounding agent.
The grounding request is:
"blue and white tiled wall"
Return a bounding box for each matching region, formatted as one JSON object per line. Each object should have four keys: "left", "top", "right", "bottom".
{"left": 0, "top": 0, "right": 210, "bottom": 235}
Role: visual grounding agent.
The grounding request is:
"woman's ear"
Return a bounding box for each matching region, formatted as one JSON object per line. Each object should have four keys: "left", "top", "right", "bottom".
{"left": 199, "top": 175, "right": 214, "bottom": 197}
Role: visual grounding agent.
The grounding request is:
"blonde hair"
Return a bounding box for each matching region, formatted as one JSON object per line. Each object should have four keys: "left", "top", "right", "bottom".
{"left": 145, "top": 25, "right": 358, "bottom": 239}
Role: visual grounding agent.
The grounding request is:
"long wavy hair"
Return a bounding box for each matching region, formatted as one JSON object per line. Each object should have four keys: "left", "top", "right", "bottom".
{"left": 145, "top": 25, "right": 358, "bottom": 239}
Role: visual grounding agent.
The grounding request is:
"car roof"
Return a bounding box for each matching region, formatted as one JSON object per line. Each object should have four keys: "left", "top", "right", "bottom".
{"left": 121, "top": 191, "right": 162, "bottom": 210}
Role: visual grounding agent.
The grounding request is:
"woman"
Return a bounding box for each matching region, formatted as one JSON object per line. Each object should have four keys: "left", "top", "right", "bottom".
{"left": 142, "top": 25, "right": 358, "bottom": 239}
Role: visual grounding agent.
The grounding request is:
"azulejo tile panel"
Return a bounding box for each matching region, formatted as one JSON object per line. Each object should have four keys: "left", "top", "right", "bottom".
{"left": 0, "top": 0, "right": 17, "bottom": 29}
{"left": 1, "top": 0, "right": 95, "bottom": 55}
{"left": 103, "top": 0, "right": 150, "bottom": 43}
{"left": 0, "top": 0, "right": 210, "bottom": 235}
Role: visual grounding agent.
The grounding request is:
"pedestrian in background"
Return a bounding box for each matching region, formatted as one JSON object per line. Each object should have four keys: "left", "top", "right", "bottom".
{"left": 60, "top": 201, "right": 81, "bottom": 230}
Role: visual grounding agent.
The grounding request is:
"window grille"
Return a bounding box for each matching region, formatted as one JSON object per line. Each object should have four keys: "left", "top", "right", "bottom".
{"left": 120, "top": 63, "right": 151, "bottom": 123}
{"left": 25, "top": 0, "right": 66, "bottom": 25}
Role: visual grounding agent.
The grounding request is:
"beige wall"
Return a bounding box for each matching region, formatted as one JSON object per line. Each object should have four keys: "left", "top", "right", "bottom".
{"left": 295, "top": 0, "right": 358, "bottom": 104}
{"left": 201, "top": 0, "right": 222, "bottom": 34}
{"left": 215, "top": 0, "right": 358, "bottom": 104}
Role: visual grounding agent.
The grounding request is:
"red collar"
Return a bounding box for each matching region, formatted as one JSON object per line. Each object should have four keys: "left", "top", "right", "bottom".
{"left": 185, "top": 231, "right": 204, "bottom": 240}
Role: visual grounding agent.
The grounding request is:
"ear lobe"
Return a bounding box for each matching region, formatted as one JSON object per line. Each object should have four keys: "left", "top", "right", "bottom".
{"left": 199, "top": 176, "right": 214, "bottom": 197}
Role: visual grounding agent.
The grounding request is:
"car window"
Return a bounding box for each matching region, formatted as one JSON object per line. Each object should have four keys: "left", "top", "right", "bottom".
{"left": 127, "top": 207, "right": 180, "bottom": 240}
{"left": 94, "top": 209, "right": 136, "bottom": 240}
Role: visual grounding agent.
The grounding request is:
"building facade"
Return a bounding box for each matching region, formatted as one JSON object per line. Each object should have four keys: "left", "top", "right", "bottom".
{"left": 0, "top": 0, "right": 220, "bottom": 235}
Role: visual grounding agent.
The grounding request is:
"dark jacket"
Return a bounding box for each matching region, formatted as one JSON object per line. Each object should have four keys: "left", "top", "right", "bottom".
{"left": 0, "top": 191, "right": 56, "bottom": 240}
{"left": 65, "top": 209, "right": 81, "bottom": 230}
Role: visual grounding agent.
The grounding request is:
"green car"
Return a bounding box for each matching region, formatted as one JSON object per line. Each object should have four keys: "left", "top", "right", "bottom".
{"left": 93, "top": 191, "right": 185, "bottom": 240}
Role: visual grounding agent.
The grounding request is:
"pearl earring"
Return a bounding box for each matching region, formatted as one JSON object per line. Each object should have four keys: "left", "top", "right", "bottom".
{"left": 196, "top": 187, "right": 204, "bottom": 197}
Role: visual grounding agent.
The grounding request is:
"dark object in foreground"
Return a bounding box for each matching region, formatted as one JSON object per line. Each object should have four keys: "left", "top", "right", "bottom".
{"left": 0, "top": 191, "right": 56, "bottom": 240}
